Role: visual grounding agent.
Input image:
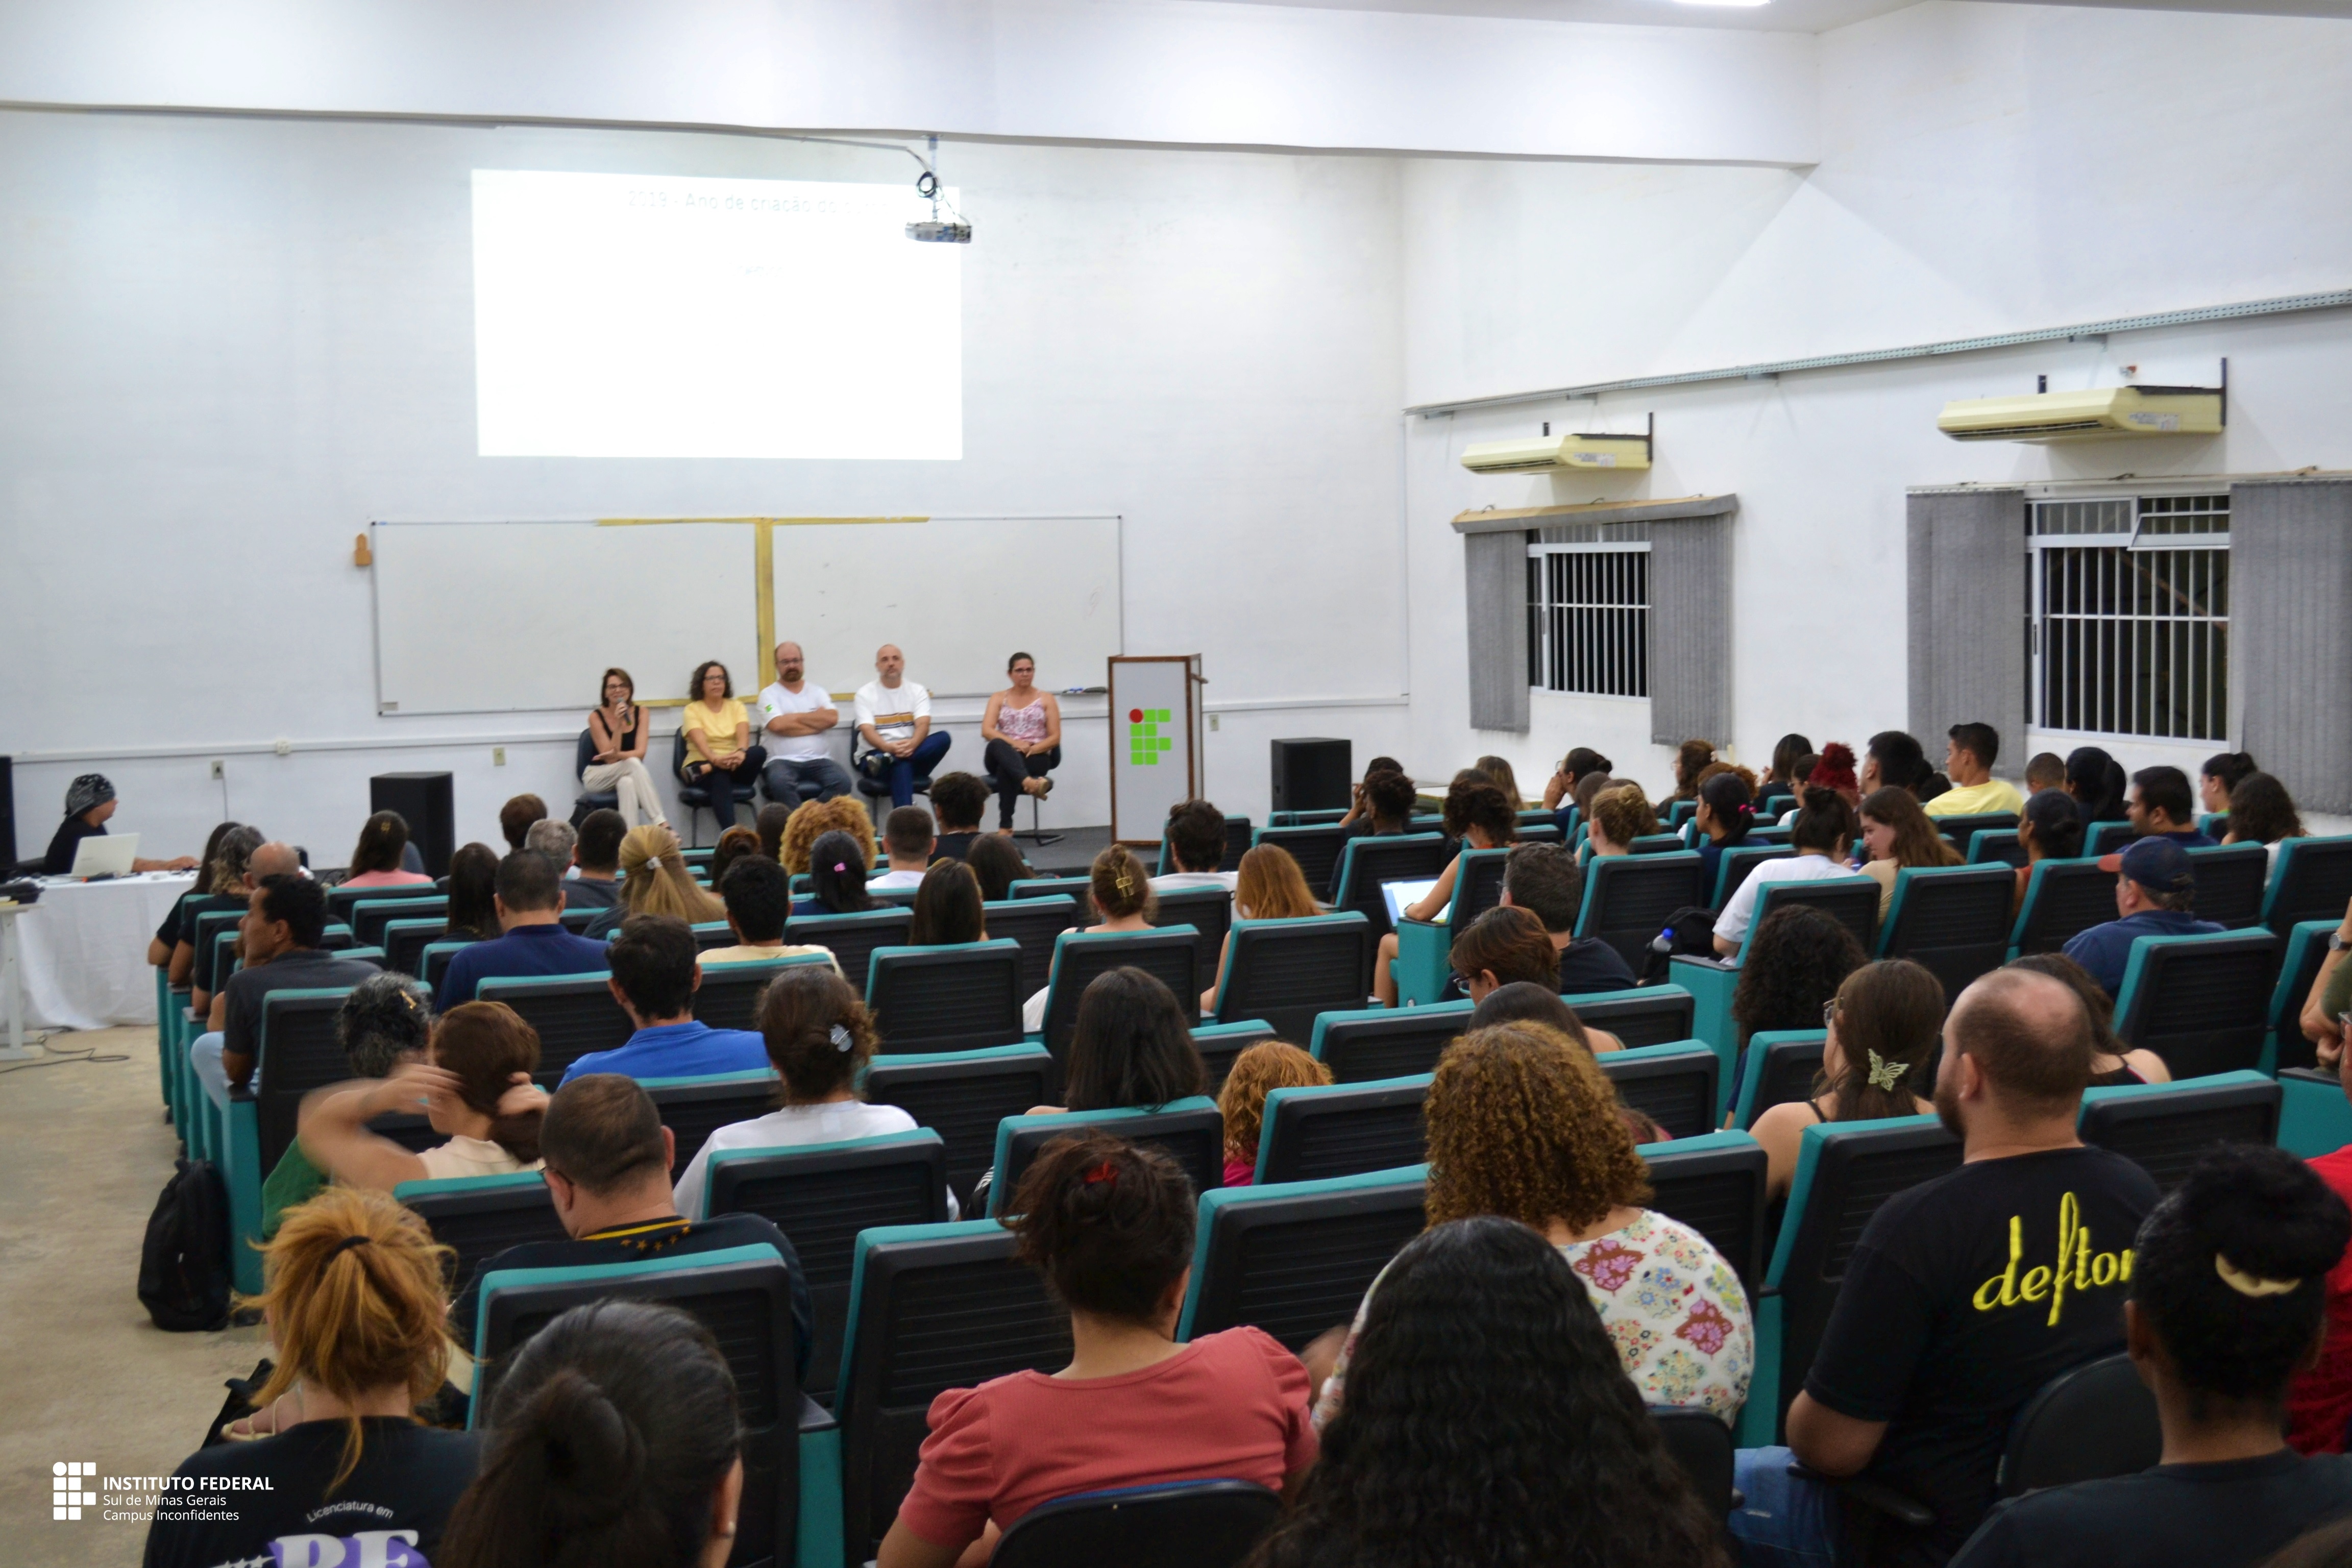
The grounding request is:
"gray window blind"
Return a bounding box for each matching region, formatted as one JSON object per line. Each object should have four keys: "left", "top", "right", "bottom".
{"left": 1464, "top": 529, "right": 1530, "bottom": 732}
{"left": 2232, "top": 478, "right": 2352, "bottom": 814}
{"left": 1906, "top": 487, "right": 2026, "bottom": 752}
{"left": 1647, "top": 516, "right": 1734, "bottom": 747}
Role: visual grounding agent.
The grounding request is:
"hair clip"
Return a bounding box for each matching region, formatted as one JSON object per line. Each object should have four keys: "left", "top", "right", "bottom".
{"left": 829, "top": 1023, "right": 854, "bottom": 1053}
{"left": 1866, "top": 1049, "right": 1908, "bottom": 1092}
{"left": 2216, "top": 1255, "right": 2302, "bottom": 1298}
{"left": 1113, "top": 872, "right": 1135, "bottom": 894}
{"left": 832, "top": 862, "right": 848, "bottom": 874}
{"left": 1081, "top": 1161, "right": 1118, "bottom": 1185}
{"left": 328, "top": 1234, "right": 373, "bottom": 1258}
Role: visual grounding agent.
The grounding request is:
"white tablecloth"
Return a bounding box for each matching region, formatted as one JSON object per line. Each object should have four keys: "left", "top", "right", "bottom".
{"left": 18, "top": 872, "right": 195, "bottom": 1031}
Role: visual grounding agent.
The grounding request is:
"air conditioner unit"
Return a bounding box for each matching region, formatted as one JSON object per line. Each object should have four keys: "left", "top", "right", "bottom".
{"left": 1936, "top": 385, "right": 2224, "bottom": 444}
{"left": 1461, "top": 430, "right": 1653, "bottom": 474}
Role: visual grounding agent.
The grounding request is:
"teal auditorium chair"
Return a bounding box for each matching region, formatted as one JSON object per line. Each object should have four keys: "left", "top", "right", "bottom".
{"left": 1253, "top": 1075, "right": 1430, "bottom": 1184}
{"left": 1969, "top": 829, "right": 2025, "bottom": 868}
{"left": 419, "top": 939, "right": 475, "bottom": 996}
{"left": 1743, "top": 1114, "right": 1963, "bottom": 1448}
{"left": 2267, "top": 921, "right": 2338, "bottom": 1073}
{"left": 865, "top": 941, "right": 1023, "bottom": 1054}
{"left": 1930, "top": 812, "right": 2017, "bottom": 859}
{"left": 983, "top": 895, "right": 1079, "bottom": 995}
{"left": 1327, "top": 833, "right": 1451, "bottom": 938}
{"left": 1191, "top": 1019, "right": 1278, "bottom": 1092}
{"left": 1033, "top": 927, "right": 1200, "bottom": 1065}
{"left": 1207, "top": 914, "right": 1371, "bottom": 1040}
{"left": 346, "top": 891, "right": 447, "bottom": 947}
{"left": 861, "top": 1045, "right": 1055, "bottom": 1205}
{"left": 1252, "top": 823, "right": 1353, "bottom": 900}
{"left": 700, "top": 1130, "right": 951, "bottom": 1402}
{"left": 475, "top": 972, "right": 633, "bottom": 1084}
{"left": 2088, "top": 821, "right": 2137, "bottom": 856}
{"left": 471, "top": 1243, "right": 836, "bottom": 1568}
{"left": 1728, "top": 1030, "right": 1829, "bottom": 1129}
{"left": 696, "top": 953, "right": 834, "bottom": 1032}
{"left": 1639, "top": 1130, "right": 1771, "bottom": 1296}
{"left": 1310, "top": 1001, "right": 1471, "bottom": 1083}
{"left": 2279, "top": 1067, "right": 2352, "bottom": 1159}
{"left": 835, "top": 1221, "right": 1068, "bottom": 1562}
{"left": 2008, "top": 858, "right": 2116, "bottom": 958}
{"left": 1268, "top": 808, "right": 1349, "bottom": 827}
{"left": 2111, "top": 928, "right": 2278, "bottom": 1079}
{"left": 393, "top": 1169, "right": 565, "bottom": 1298}
{"left": 1597, "top": 1040, "right": 1721, "bottom": 1139}
{"left": 1876, "top": 864, "right": 2016, "bottom": 1001}
{"left": 782, "top": 909, "right": 911, "bottom": 1000}
{"left": 1388, "top": 847, "right": 1511, "bottom": 1006}
{"left": 1564, "top": 984, "right": 1697, "bottom": 1049}
{"left": 991, "top": 1481, "right": 1280, "bottom": 1568}
{"left": 557, "top": 906, "right": 602, "bottom": 935}
{"left": 1713, "top": 844, "right": 1793, "bottom": 909}
{"left": 191, "top": 908, "right": 245, "bottom": 992}
{"left": 381, "top": 917, "right": 446, "bottom": 976}
{"left": 1151, "top": 887, "right": 1233, "bottom": 978}
{"left": 1574, "top": 851, "right": 1705, "bottom": 972}
{"left": 1671, "top": 877, "right": 1877, "bottom": 1098}
{"left": 694, "top": 919, "right": 747, "bottom": 951}
{"left": 2265, "top": 836, "right": 2352, "bottom": 943}
{"left": 1178, "top": 1167, "right": 1428, "bottom": 1348}
{"left": 2187, "top": 843, "right": 2269, "bottom": 929}
{"left": 1668, "top": 800, "right": 1699, "bottom": 834}
{"left": 2077, "top": 1071, "right": 2280, "bottom": 1192}
{"left": 642, "top": 1068, "right": 784, "bottom": 1175}
{"left": 986, "top": 1099, "right": 1224, "bottom": 1217}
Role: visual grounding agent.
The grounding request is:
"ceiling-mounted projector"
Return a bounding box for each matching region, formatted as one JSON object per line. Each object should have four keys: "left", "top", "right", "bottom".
{"left": 906, "top": 219, "right": 972, "bottom": 243}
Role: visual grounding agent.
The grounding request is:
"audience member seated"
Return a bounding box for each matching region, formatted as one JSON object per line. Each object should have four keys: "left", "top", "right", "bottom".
{"left": 444, "top": 842, "right": 504, "bottom": 944}
{"left": 1859, "top": 786, "right": 1966, "bottom": 920}
{"left": 756, "top": 639, "right": 853, "bottom": 804}
{"left": 1544, "top": 746, "right": 1612, "bottom": 821}
{"left": 779, "top": 794, "right": 876, "bottom": 875}
{"left": 1927, "top": 722, "right": 2025, "bottom": 818}
{"left": 1573, "top": 767, "right": 1622, "bottom": 822}
{"left": 1765, "top": 733, "right": 1815, "bottom": 795}
{"left": 1670, "top": 738, "right": 1717, "bottom": 804}
{"left": 2062, "top": 837, "right": 2225, "bottom": 1001}
{"left": 562, "top": 915, "right": 770, "bottom": 1084}
{"left": 673, "top": 965, "right": 951, "bottom": 1219}
{"left": 2024, "top": 751, "right": 2067, "bottom": 794}
{"left": 1865, "top": 730, "right": 1949, "bottom": 804}
{"left": 1585, "top": 780, "right": 1659, "bottom": 861}
{"left": 1693, "top": 767, "right": 1758, "bottom": 890}
{"left": 756, "top": 799, "right": 795, "bottom": 864}
{"left": 2007, "top": 953, "right": 2172, "bottom": 1086}
{"left": 1465, "top": 986, "right": 1642, "bottom": 1133}
{"left": 964, "top": 832, "right": 1031, "bottom": 902}
{"left": 2066, "top": 745, "right": 2132, "bottom": 824}
{"left": 1193, "top": 844, "right": 1320, "bottom": 1015}
{"left": 583, "top": 824, "right": 726, "bottom": 940}
{"left": 497, "top": 793, "right": 546, "bottom": 855}
{"left": 2293, "top": 1006, "right": 2352, "bottom": 1455}
{"left": 148, "top": 818, "right": 246, "bottom": 970}
{"left": 297, "top": 999, "right": 548, "bottom": 1188}
{"left": 262, "top": 974, "right": 433, "bottom": 1238}
{"left": 1259, "top": 1216, "right": 1726, "bottom": 1568}
{"left": 144, "top": 1188, "right": 478, "bottom": 1568}
{"left": 160, "top": 824, "right": 267, "bottom": 992}
{"left": 1474, "top": 753, "right": 1527, "bottom": 808}
{"left": 706, "top": 825, "right": 759, "bottom": 887}
{"left": 560, "top": 808, "right": 627, "bottom": 911}
{"left": 448, "top": 1074, "right": 813, "bottom": 1371}
{"left": 1730, "top": 904, "right": 1869, "bottom": 1057}
{"left": 2129, "top": 766, "right": 2219, "bottom": 848}
{"left": 2298, "top": 897, "right": 2352, "bottom": 1067}
{"left": 2200, "top": 749, "right": 2263, "bottom": 819}
{"left": 1338, "top": 755, "right": 1406, "bottom": 834}
{"left": 1217, "top": 1040, "right": 1331, "bottom": 1186}
{"left": 878, "top": 1132, "right": 1316, "bottom": 1568}
{"left": 1950, "top": 1145, "right": 2352, "bottom": 1568}
{"left": 702, "top": 856, "right": 837, "bottom": 970}
{"left": 1313, "top": 1022, "right": 1752, "bottom": 1427}
{"left": 438, "top": 1298, "right": 747, "bottom": 1568}
{"left": 795, "top": 828, "right": 880, "bottom": 917}
{"left": 855, "top": 643, "right": 952, "bottom": 809}
{"left": 1749, "top": 959, "right": 1941, "bottom": 1199}
{"left": 1155, "top": 798, "right": 1239, "bottom": 893}
{"left": 41, "top": 771, "right": 196, "bottom": 874}
{"left": 584, "top": 665, "right": 670, "bottom": 829}
{"left": 1739, "top": 967, "right": 2161, "bottom": 1567}
{"left": 1373, "top": 779, "right": 1517, "bottom": 1006}
{"left": 1025, "top": 845, "right": 1155, "bottom": 1030}
{"left": 1344, "top": 766, "right": 1417, "bottom": 840}
{"left": 440, "top": 851, "right": 611, "bottom": 1007}
{"left": 190, "top": 874, "right": 383, "bottom": 1101}
{"left": 980, "top": 652, "right": 1062, "bottom": 831}
{"left": 2016, "top": 789, "right": 2088, "bottom": 913}
{"left": 926, "top": 771, "right": 991, "bottom": 860}
{"left": 341, "top": 810, "right": 433, "bottom": 887}
{"left": 679, "top": 658, "right": 764, "bottom": 833}
{"left": 1501, "top": 842, "right": 1637, "bottom": 997}
{"left": 2222, "top": 771, "right": 2305, "bottom": 867}
{"left": 524, "top": 818, "right": 576, "bottom": 878}
{"left": 1446, "top": 905, "right": 1571, "bottom": 1006}
{"left": 873, "top": 806, "right": 937, "bottom": 889}
{"left": 1713, "top": 787, "right": 1864, "bottom": 955}
{"left": 909, "top": 859, "right": 988, "bottom": 946}
{"left": 1804, "top": 742, "right": 1860, "bottom": 811}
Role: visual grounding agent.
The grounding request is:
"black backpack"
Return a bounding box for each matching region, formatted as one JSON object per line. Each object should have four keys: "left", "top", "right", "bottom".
{"left": 1636, "top": 905, "right": 1719, "bottom": 986}
{"left": 139, "top": 1158, "right": 231, "bottom": 1332}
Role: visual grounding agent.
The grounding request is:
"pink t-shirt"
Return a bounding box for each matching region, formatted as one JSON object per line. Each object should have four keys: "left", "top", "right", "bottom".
{"left": 894, "top": 1326, "right": 1315, "bottom": 1549}
{"left": 1223, "top": 1155, "right": 1258, "bottom": 1188}
{"left": 340, "top": 869, "right": 433, "bottom": 888}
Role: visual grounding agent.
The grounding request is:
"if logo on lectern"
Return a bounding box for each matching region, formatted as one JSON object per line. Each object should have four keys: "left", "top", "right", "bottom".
{"left": 1126, "top": 708, "right": 1174, "bottom": 767}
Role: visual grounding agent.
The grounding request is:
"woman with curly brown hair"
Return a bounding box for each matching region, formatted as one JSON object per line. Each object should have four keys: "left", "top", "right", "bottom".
{"left": 1728, "top": 903, "right": 1869, "bottom": 1055}
{"left": 778, "top": 794, "right": 877, "bottom": 876}
{"left": 1217, "top": 1040, "right": 1333, "bottom": 1185}
{"left": 1313, "top": 1023, "right": 1753, "bottom": 1428}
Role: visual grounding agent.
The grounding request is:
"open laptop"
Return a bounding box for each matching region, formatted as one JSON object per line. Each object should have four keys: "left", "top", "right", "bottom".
{"left": 67, "top": 833, "right": 138, "bottom": 878}
{"left": 1381, "top": 876, "right": 1447, "bottom": 927}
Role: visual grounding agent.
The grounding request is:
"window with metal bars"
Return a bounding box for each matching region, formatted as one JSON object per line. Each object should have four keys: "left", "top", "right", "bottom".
{"left": 1526, "top": 543, "right": 1649, "bottom": 698}
{"left": 2027, "top": 495, "right": 2228, "bottom": 741}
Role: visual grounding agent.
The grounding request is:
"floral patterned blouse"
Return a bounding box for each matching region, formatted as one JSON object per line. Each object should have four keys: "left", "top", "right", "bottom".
{"left": 1311, "top": 1209, "right": 1754, "bottom": 1427}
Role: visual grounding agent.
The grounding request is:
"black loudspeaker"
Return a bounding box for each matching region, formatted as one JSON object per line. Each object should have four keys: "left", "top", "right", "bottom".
{"left": 371, "top": 772, "right": 454, "bottom": 878}
{"left": 0, "top": 754, "right": 15, "bottom": 868}
{"left": 1270, "top": 738, "right": 1353, "bottom": 814}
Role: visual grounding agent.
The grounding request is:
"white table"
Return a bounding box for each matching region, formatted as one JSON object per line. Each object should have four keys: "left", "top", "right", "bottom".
{"left": 17, "top": 872, "right": 195, "bottom": 1032}
{"left": 0, "top": 902, "right": 35, "bottom": 1059}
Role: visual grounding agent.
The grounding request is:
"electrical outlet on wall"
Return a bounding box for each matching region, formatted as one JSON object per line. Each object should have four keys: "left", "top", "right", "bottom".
{"left": 493, "top": 747, "right": 506, "bottom": 766}
{"left": 209, "top": 759, "right": 225, "bottom": 780}
{"left": 1209, "top": 713, "right": 1220, "bottom": 731}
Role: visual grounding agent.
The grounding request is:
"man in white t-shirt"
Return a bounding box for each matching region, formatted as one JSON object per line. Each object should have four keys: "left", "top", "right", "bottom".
{"left": 853, "top": 644, "right": 952, "bottom": 807}
{"left": 757, "top": 641, "right": 853, "bottom": 803}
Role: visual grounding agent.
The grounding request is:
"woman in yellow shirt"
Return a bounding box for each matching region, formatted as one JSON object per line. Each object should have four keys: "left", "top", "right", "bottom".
{"left": 679, "top": 659, "right": 765, "bottom": 831}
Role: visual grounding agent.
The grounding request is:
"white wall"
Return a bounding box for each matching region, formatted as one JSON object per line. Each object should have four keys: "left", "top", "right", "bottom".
{"left": 1400, "top": 0, "right": 2352, "bottom": 802}
{"left": 0, "top": 111, "right": 1409, "bottom": 859}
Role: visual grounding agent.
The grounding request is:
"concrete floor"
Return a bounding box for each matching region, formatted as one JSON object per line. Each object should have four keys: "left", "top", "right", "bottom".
{"left": 1, "top": 1026, "right": 269, "bottom": 1566}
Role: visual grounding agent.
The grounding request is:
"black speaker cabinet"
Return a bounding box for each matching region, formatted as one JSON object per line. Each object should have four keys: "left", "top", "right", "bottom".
{"left": 371, "top": 771, "right": 454, "bottom": 877}
{"left": 1270, "top": 738, "right": 1352, "bottom": 814}
{"left": 0, "top": 754, "right": 14, "bottom": 868}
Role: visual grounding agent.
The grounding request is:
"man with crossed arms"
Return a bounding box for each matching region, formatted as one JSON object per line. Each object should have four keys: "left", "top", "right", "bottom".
{"left": 757, "top": 640, "right": 854, "bottom": 803}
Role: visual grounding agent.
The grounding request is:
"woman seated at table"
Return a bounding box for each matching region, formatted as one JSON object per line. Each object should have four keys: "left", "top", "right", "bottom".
{"left": 1370, "top": 779, "right": 1517, "bottom": 1007}
{"left": 981, "top": 652, "right": 1063, "bottom": 833}
{"left": 296, "top": 998, "right": 549, "bottom": 1189}
{"left": 42, "top": 773, "right": 196, "bottom": 874}
{"left": 584, "top": 667, "right": 670, "bottom": 830}
{"left": 679, "top": 660, "right": 765, "bottom": 833}
{"left": 340, "top": 811, "right": 433, "bottom": 889}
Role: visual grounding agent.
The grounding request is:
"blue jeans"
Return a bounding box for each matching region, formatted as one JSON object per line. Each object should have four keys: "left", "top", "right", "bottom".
{"left": 763, "top": 754, "right": 854, "bottom": 803}
{"left": 1728, "top": 1447, "right": 1842, "bottom": 1568}
{"left": 859, "top": 732, "right": 952, "bottom": 808}
{"left": 191, "top": 1031, "right": 228, "bottom": 1104}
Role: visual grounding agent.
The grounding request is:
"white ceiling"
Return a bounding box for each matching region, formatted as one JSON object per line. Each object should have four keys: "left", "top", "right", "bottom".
{"left": 1233, "top": 0, "right": 2352, "bottom": 34}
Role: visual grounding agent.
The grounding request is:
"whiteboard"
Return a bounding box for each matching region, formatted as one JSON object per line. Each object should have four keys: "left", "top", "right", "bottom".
{"left": 372, "top": 521, "right": 760, "bottom": 715}
{"left": 771, "top": 517, "right": 1121, "bottom": 698}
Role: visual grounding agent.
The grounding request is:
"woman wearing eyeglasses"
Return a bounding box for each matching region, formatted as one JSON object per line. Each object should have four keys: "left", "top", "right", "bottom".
{"left": 1747, "top": 960, "right": 1944, "bottom": 1204}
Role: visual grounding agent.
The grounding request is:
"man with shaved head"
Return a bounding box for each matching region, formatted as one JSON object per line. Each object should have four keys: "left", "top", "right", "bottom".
{"left": 853, "top": 642, "right": 951, "bottom": 808}
{"left": 756, "top": 639, "right": 852, "bottom": 803}
{"left": 187, "top": 840, "right": 307, "bottom": 1018}
{"left": 1733, "top": 966, "right": 2162, "bottom": 1566}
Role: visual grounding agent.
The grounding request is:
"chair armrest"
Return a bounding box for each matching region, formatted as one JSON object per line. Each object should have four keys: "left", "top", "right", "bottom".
{"left": 1787, "top": 1463, "right": 1934, "bottom": 1530}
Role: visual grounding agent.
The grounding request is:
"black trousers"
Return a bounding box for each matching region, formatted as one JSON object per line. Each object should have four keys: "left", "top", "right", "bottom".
{"left": 680, "top": 745, "right": 767, "bottom": 831}
{"left": 985, "top": 740, "right": 1060, "bottom": 828}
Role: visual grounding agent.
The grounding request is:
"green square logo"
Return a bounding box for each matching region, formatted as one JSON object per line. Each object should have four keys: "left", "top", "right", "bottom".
{"left": 1126, "top": 704, "right": 1179, "bottom": 768}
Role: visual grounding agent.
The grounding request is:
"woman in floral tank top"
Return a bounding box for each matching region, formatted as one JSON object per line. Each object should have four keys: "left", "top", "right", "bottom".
{"left": 1313, "top": 1022, "right": 1753, "bottom": 1426}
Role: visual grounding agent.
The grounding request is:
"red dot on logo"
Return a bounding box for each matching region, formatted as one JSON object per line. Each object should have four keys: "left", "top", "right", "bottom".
{"left": 1129, "top": 708, "right": 1143, "bottom": 723}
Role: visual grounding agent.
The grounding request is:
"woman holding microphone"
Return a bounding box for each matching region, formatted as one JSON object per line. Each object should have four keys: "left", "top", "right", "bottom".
{"left": 979, "top": 651, "right": 1062, "bottom": 834}
{"left": 582, "top": 668, "right": 669, "bottom": 830}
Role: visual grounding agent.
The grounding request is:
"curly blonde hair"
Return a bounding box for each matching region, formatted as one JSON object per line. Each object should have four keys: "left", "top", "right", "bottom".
{"left": 1589, "top": 783, "right": 1660, "bottom": 848}
{"left": 778, "top": 795, "right": 876, "bottom": 874}
{"left": 1217, "top": 1041, "right": 1332, "bottom": 1161}
{"left": 1425, "top": 1023, "right": 1651, "bottom": 1231}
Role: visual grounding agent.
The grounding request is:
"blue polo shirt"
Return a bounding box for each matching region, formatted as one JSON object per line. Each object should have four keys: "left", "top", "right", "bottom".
{"left": 559, "top": 1019, "right": 770, "bottom": 1085}
{"left": 439, "top": 921, "right": 612, "bottom": 1006}
{"left": 2062, "top": 909, "right": 2225, "bottom": 999}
